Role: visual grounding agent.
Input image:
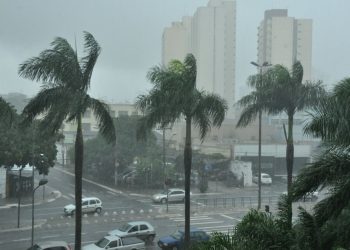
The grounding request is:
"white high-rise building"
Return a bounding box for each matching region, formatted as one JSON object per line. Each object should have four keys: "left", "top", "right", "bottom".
{"left": 258, "top": 9, "right": 312, "bottom": 81}
{"left": 162, "top": 0, "right": 236, "bottom": 118}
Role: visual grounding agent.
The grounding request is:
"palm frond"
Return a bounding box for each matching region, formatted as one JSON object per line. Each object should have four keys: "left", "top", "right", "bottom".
{"left": 19, "top": 37, "right": 81, "bottom": 88}
{"left": 89, "top": 97, "right": 116, "bottom": 145}
{"left": 81, "top": 31, "right": 101, "bottom": 91}
{"left": 236, "top": 104, "right": 260, "bottom": 127}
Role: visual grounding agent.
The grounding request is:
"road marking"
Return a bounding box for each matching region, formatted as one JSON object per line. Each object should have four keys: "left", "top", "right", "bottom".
{"left": 69, "top": 193, "right": 75, "bottom": 199}
{"left": 62, "top": 195, "right": 71, "bottom": 200}
{"left": 220, "top": 214, "right": 241, "bottom": 222}
{"left": 199, "top": 225, "right": 234, "bottom": 230}
{"left": 107, "top": 190, "right": 117, "bottom": 196}
{"left": 190, "top": 221, "right": 224, "bottom": 225}
{"left": 13, "top": 238, "right": 30, "bottom": 242}
{"left": 40, "top": 235, "right": 58, "bottom": 239}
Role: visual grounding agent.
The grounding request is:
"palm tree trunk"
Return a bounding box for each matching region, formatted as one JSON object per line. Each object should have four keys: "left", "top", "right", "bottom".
{"left": 74, "top": 116, "right": 84, "bottom": 250}
{"left": 184, "top": 117, "right": 192, "bottom": 249}
{"left": 286, "top": 113, "right": 294, "bottom": 229}
{"left": 258, "top": 110, "right": 262, "bottom": 210}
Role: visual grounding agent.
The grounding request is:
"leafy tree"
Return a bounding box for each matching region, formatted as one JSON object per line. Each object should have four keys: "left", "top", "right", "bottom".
{"left": 70, "top": 115, "right": 159, "bottom": 184}
{"left": 0, "top": 96, "right": 16, "bottom": 127}
{"left": 136, "top": 54, "right": 227, "bottom": 247}
{"left": 236, "top": 66, "right": 274, "bottom": 209}
{"left": 18, "top": 32, "right": 115, "bottom": 250}
{"left": 267, "top": 61, "right": 324, "bottom": 227}
{"left": 292, "top": 78, "right": 350, "bottom": 249}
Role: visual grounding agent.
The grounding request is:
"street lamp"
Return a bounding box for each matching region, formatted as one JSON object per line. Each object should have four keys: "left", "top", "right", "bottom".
{"left": 31, "top": 178, "right": 48, "bottom": 247}
{"left": 250, "top": 61, "right": 272, "bottom": 210}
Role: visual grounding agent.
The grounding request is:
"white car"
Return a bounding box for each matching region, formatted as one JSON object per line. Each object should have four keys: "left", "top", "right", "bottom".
{"left": 83, "top": 235, "right": 145, "bottom": 250}
{"left": 152, "top": 188, "right": 187, "bottom": 203}
{"left": 108, "top": 221, "right": 156, "bottom": 243}
{"left": 27, "top": 241, "right": 72, "bottom": 250}
{"left": 64, "top": 197, "right": 102, "bottom": 215}
{"left": 253, "top": 173, "right": 272, "bottom": 185}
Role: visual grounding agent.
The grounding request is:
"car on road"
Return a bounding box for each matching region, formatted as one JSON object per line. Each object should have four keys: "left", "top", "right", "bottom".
{"left": 152, "top": 188, "right": 186, "bottom": 203}
{"left": 253, "top": 173, "right": 272, "bottom": 185}
{"left": 64, "top": 197, "right": 102, "bottom": 216}
{"left": 27, "top": 241, "right": 72, "bottom": 250}
{"left": 108, "top": 221, "right": 156, "bottom": 243}
{"left": 82, "top": 235, "right": 145, "bottom": 250}
{"left": 158, "top": 228, "right": 210, "bottom": 249}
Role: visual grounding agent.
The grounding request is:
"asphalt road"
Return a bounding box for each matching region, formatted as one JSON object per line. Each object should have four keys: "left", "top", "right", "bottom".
{"left": 0, "top": 166, "right": 314, "bottom": 249}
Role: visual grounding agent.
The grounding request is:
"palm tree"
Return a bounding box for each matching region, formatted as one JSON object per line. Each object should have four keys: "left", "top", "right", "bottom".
{"left": 136, "top": 53, "right": 227, "bottom": 248}
{"left": 0, "top": 96, "right": 16, "bottom": 126}
{"left": 236, "top": 64, "right": 273, "bottom": 210}
{"left": 293, "top": 78, "right": 350, "bottom": 230}
{"left": 18, "top": 32, "right": 116, "bottom": 250}
{"left": 268, "top": 61, "right": 324, "bottom": 227}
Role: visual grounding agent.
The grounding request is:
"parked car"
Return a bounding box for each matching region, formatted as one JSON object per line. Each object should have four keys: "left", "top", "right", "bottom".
{"left": 152, "top": 188, "right": 186, "bottom": 204}
{"left": 83, "top": 235, "right": 145, "bottom": 250}
{"left": 64, "top": 197, "right": 102, "bottom": 216}
{"left": 253, "top": 173, "right": 272, "bottom": 185}
{"left": 158, "top": 228, "right": 210, "bottom": 249}
{"left": 27, "top": 241, "right": 72, "bottom": 250}
{"left": 108, "top": 221, "right": 156, "bottom": 243}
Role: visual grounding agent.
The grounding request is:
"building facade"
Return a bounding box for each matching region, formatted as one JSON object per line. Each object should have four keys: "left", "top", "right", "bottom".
{"left": 258, "top": 9, "right": 312, "bottom": 81}
{"left": 162, "top": 0, "right": 236, "bottom": 118}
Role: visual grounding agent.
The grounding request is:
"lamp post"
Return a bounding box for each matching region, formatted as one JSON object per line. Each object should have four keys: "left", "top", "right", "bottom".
{"left": 31, "top": 178, "right": 48, "bottom": 247}
{"left": 250, "top": 61, "right": 271, "bottom": 210}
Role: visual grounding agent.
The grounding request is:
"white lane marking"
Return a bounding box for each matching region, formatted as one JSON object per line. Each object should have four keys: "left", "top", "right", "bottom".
{"left": 220, "top": 214, "right": 241, "bottom": 222}
{"left": 40, "top": 235, "right": 58, "bottom": 239}
{"left": 13, "top": 238, "right": 30, "bottom": 242}
{"left": 62, "top": 195, "right": 71, "bottom": 200}
{"left": 95, "top": 230, "right": 107, "bottom": 234}
{"left": 199, "top": 225, "right": 234, "bottom": 230}
{"left": 190, "top": 221, "right": 224, "bottom": 225}
{"left": 107, "top": 191, "right": 117, "bottom": 196}
{"left": 69, "top": 193, "right": 75, "bottom": 199}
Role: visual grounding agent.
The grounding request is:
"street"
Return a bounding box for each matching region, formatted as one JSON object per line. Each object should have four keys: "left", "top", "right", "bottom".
{"left": 0, "top": 165, "right": 312, "bottom": 250}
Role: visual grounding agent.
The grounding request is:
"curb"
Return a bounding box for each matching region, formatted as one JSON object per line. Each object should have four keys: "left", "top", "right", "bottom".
{"left": 0, "top": 219, "right": 47, "bottom": 233}
{"left": 0, "top": 190, "right": 62, "bottom": 210}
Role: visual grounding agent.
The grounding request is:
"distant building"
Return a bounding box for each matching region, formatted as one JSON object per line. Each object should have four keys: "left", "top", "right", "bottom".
{"left": 257, "top": 9, "right": 312, "bottom": 81}
{"left": 162, "top": 0, "right": 236, "bottom": 118}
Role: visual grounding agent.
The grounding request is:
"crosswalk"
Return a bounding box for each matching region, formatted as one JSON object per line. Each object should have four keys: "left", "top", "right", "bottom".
{"left": 168, "top": 214, "right": 235, "bottom": 235}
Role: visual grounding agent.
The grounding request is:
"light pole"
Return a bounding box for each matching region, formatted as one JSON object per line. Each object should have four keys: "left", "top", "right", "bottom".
{"left": 250, "top": 61, "right": 271, "bottom": 210}
{"left": 31, "top": 178, "right": 48, "bottom": 247}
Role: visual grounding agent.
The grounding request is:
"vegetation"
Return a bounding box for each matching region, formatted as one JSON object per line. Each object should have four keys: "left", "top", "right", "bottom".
{"left": 136, "top": 53, "right": 227, "bottom": 248}
{"left": 18, "top": 32, "right": 115, "bottom": 250}
{"left": 236, "top": 65, "right": 274, "bottom": 209}
{"left": 66, "top": 115, "right": 161, "bottom": 186}
{"left": 291, "top": 77, "right": 350, "bottom": 249}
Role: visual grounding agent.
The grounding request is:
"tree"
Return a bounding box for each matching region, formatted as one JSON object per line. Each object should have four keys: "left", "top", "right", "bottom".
{"left": 292, "top": 78, "right": 350, "bottom": 245}
{"left": 268, "top": 61, "right": 324, "bottom": 228}
{"left": 0, "top": 96, "right": 16, "bottom": 127}
{"left": 136, "top": 54, "right": 227, "bottom": 248}
{"left": 18, "top": 32, "right": 115, "bottom": 250}
{"left": 236, "top": 66, "right": 274, "bottom": 209}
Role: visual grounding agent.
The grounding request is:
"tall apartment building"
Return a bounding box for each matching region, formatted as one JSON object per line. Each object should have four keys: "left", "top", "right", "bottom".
{"left": 258, "top": 9, "right": 312, "bottom": 81}
{"left": 162, "top": 0, "right": 236, "bottom": 118}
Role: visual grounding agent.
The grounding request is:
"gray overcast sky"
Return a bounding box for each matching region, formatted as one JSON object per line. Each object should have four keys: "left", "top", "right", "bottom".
{"left": 1, "top": 0, "right": 349, "bottom": 103}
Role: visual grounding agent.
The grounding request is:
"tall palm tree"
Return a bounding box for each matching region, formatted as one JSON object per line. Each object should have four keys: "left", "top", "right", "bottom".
{"left": 136, "top": 53, "right": 227, "bottom": 248}
{"left": 293, "top": 78, "right": 350, "bottom": 228}
{"left": 236, "top": 65, "right": 273, "bottom": 210}
{"left": 18, "top": 32, "right": 116, "bottom": 250}
{"left": 268, "top": 61, "right": 324, "bottom": 227}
